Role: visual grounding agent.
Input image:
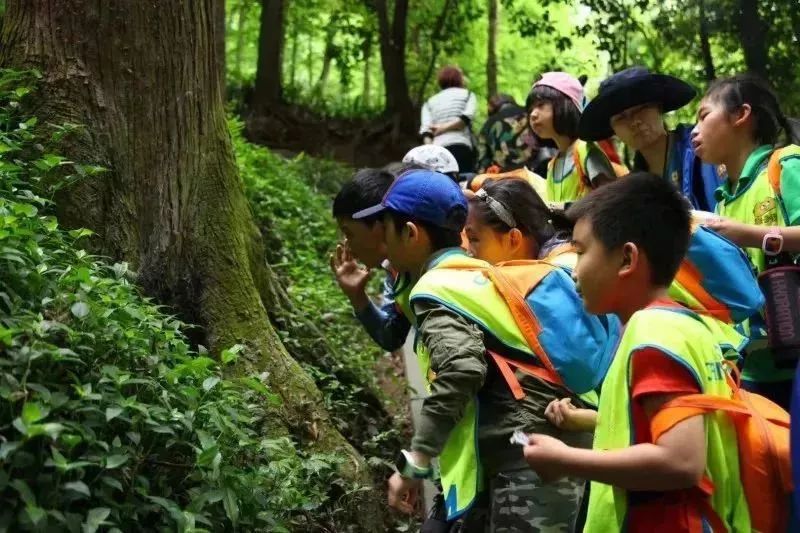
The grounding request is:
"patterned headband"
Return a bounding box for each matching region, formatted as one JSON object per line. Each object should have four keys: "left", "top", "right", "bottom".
{"left": 475, "top": 189, "right": 517, "bottom": 228}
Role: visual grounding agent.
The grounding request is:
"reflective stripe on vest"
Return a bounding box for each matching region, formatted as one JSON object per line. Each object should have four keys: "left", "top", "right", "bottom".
{"left": 585, "top": 307, "right": 751, "bottom": 533}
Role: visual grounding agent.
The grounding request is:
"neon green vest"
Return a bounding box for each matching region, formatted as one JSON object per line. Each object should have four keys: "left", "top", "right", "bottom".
{"left": 585, "top": 307, "right": 750, "bottom": 532}
{"left": 715, "top": 145, "right": 800, "bottom": 382}
{"left": 546, "top": 140, "right": 591, "bottom": 203}
{"left": 409, "top": 253, "right": 529, "bottom": 519}
{"left": 715, "top": 145, "right": 800, "bottom": 273}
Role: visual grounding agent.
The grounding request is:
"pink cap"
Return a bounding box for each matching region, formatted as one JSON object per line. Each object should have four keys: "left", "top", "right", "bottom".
{"left": 533, "top": 72, "right": 584, "bottom": 112}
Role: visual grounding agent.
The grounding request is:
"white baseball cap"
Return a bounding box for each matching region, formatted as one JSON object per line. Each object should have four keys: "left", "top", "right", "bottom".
{"left": 402, "top": 145, "right": 460, "bottom": 175}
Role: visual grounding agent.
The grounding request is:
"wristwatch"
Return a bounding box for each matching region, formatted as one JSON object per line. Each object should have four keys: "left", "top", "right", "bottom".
{"left": 394, "top": 449, "right": 433, "bottom": 479}
{"left": 762, "top": 226, "right": 784, "bottom": 256}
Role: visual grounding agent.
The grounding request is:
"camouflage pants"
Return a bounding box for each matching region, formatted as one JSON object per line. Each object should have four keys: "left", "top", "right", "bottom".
{"left": 456, "top": 468, "right": 585, "bottom": 533}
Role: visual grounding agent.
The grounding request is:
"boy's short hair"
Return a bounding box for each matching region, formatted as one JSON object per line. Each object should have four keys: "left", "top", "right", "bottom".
{"left": 385, "top": 209, "right": 466, "bottom": 251}
{"left": 566, "top": 172, "right": 691, "bottom": 287}
{"left": 332, "top": 168, "right": 394, "bottom": 225}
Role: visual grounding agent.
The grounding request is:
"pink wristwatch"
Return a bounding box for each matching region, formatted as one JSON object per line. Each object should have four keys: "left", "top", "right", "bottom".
{"left": 762, "top": 226, "right": 784, "bottom": 256}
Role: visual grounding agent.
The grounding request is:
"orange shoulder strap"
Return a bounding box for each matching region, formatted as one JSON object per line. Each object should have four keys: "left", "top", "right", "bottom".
{"left": 767, "top": 148, "right": 783, "bottom": 195}
{"left": 673, "top": 258, "right": 733, "bottom": 323}
{"left": 572, "top": 145, "right": 589, "bottom": 191}
{"left": 485, "top": 264, "right": 563, "bottom": 385}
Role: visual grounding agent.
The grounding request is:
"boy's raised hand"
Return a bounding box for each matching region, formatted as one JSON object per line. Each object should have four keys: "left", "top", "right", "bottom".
{"left": 330, "top": 241, "right": 372, "bottom": 310}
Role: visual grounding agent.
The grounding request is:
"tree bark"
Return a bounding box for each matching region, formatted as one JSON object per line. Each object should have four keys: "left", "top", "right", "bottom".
{"left": 414, "top": 0, "right": 455, "bottom": 106}
{"left": 371, "top": 0, "right": 415, "bottom": 133}
{"left": 698, "top": 0, "right": 716, "bottom": 82}
{"left": 0, "top": 1, "right": 385, "bottom": 529}
{"left": 487, "top": 0, "right": 499, "bottom": 98}
{"left": 233, "top": 0, "right": 251, "bottom": 80}
{"left": 361, "top": 35, "right": 372, "bottom": 107}
{"left": 253, "top": 0, "right": 285, "bottom": 110}
{"left": 737, "top": 0, "right": 769, "bottom": 77}
{"left": 215, "top": 0, "right": 226, "bottom": 94}
{"left": 314, "top": 25, "right": 336, "bottom": 97}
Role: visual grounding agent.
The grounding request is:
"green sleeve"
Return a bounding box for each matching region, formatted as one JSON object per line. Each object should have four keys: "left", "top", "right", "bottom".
{"left": 410, "top": 301, "right": 487, "bottom": 457}
{"left": 778, "top": 155, "right": 800, "bottom": 225}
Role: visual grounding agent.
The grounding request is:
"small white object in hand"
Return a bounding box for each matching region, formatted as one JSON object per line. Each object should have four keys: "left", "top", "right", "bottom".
{"left": 509, "top": 429, "right": 528, "bottom": 446}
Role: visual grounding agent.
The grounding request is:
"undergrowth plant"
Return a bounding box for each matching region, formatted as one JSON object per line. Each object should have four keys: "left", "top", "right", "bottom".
{"left": 0, "top": 69, "right": 349, "bottom": 532}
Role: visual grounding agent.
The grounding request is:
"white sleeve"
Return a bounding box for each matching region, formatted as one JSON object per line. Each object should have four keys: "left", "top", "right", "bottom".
{"left": 420, "top": 101, "right": 432, "bottom": 134}
{"left": 462, "top": 92, "right": 478, "bottom": 121}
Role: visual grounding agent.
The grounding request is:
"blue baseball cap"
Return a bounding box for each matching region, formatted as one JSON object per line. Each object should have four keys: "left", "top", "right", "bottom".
{"left": 352, "top": 169, "right": 467, "bottom": 231}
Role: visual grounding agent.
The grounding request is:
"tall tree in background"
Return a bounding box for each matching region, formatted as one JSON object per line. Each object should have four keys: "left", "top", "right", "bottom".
{"left": 370, "top": 0, "right": 415, "bottom": 132}
{"left": 698, "top": 0, "right": 716, "bottom": 81}
{"left": 487, "top": 0, "right": 499, "bottom": 98}
{"left": 254, "top": 0, "right": 286, "bottom": 110}
{"left": 737, "top": 0, "right": 768, "bottom": 77}
{"left": 0, "top": 0, "right": 385, "bottom": 528}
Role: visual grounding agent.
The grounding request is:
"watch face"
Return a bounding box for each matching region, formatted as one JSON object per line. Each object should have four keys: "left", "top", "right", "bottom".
{"left": 395, "top": 451, "right": 407, "bottom": 472}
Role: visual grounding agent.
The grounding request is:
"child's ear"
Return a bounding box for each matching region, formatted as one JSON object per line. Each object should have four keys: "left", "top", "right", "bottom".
{"left": 405, "top": 221, "right": 420, "bottom": 242}
{"left": 619, "top": 242, "right": 639, "bottom": 278}
{"left": 733, "top": 103, "right": 752, "bottom": 128}
{"left": 508, "top": 228, "right": 523, "bottom": 250}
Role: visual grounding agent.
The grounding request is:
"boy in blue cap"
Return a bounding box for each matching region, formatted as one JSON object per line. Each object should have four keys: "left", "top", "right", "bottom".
{"left": 360, "top": 170, "right": 588, "bottom": 532}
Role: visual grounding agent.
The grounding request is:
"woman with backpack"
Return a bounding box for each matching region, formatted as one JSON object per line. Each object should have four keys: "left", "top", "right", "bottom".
{"left": 526, "top": 72, "right": 621, "bottom": 206}
{"left": 691, "top": 73, "right": 800, "bottom": 410}
{"left": 420, "top": 65, "right": 478, "bottom": 174}
{"left": 579, "top": 66, "right": 725, "bottom": 213}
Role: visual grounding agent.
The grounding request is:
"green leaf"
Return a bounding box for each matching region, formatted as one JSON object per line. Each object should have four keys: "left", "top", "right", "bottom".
{"left": 24, "top": 505, "right": 46, "bottom": 526}
{"left": 202, "top": 376, "right": 220, "bottom": 392}
{"left": 112, "top": 262, "right": 128, "bottom": 278}
{"left": 222, "top": 487, "right": 239, "bottom": 525}
{"left": 0, "top": 441, "right": 21, "bottom": 460}
{"left": 221, "top": 344, "right": 244, "bottom": 364}
{"left": 22, "top": 402, "right": 48, "bottom": 424}
{"left": 11, "top": 479, "right": 36, "bottom": 506}
{"left": 105, "top": 406, "right": 123, "bottom": 422}
{"left": 82, "top": 507, "right": 110, "bottom": 533}
{"left": 104, "top": 454, "right": 128, "bottom": 469}
{"left": 70, "top": 302, "right": 90, "bottom": 319}
{"left": 64, "top": 481, "right": 91, "bottom": 497}
{"left": 196, "top": 445, "right": 220, "bottom": 467}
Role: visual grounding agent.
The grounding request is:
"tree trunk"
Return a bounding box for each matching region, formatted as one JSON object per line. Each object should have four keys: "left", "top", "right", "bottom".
{"left": 233, "top": 0, "right": 251, "bottom": 80}
{"left": 0, "top": 1, "right": 385, "bottom": 530}
{"left": 361, "top": 35, "right": 372, "bottom": 107}
{"left": 413, "top": 0, "right": 455, "bottom": 106}
{"left": 253, "top": 0, "right": 285, "bottom": 111}
{"left": 487, "top": 0, "right": 499, "bottom": 98}
{"left": 216, "top": 0, "right": 226, "bottom": 94}
{"left": 737, "top": 0, "right": 769, "bottom": 77}
{"left": 314, "top": 26, "right": 336, "bottom": 97}
{"left": 290, "top": 24, "right": 299, "bottom": 91}
{"left": 698, "top": 0, "right": 716, "bottom": 82}
{"left": 372, "top": 0, "right": 415, "bottom": 133}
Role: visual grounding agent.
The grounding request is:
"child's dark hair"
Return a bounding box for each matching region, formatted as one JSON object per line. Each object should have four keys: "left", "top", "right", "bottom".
{"left": 526, "top": 84, "right": 581, "bottom": 139}
{"left": 469, "top": 179, "right": 568, "bottom": 247}
{"left": 385, "top": 209, "right": 466, "bottom": 251}
{"left": 566, "top": 172, "right": 691, "bottom": 287}
{"left": 706, "top": 74, "right": 793, "bottom": 146}
{"left": 332, "top": 168, "right": 394, "bottom": 225}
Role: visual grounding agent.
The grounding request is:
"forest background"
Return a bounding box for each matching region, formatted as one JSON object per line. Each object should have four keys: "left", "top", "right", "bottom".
{"left": 0, "top": 0, "right": 797, "bottom": 532}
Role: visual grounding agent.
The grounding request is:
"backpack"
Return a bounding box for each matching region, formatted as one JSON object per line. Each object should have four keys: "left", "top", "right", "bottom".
{"left": 480, "top": 260, "right": 620, "bottom": 395}
{"left": 570, "top": 141, "right": 629, "bottom": 193}
{"left": 669, "top": 223, "right": 764, "bottom": 324}
{"left": 651, "top": 362, "right": 791, "bottom": 533}
{"left": 468, "top": 167, "right": 548, "bottom": 202}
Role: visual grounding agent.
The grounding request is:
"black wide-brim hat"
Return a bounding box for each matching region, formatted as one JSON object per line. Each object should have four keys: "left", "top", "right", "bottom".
{"left": 579, "top": 66, "right": 697, "bottom": 141}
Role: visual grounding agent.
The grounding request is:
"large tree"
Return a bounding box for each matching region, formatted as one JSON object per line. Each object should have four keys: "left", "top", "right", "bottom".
{"left": 370, "top": 0, "right": 416, "bottom": 133}
{"left": 253, "top": 0, "right": 286, "bottom": 110}
{"left": 0, "top": 0, "right": 385, "bottom": 529}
